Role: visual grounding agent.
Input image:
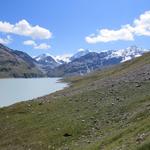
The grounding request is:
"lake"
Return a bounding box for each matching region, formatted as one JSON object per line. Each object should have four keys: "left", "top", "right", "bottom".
{"left": 0, "top": 78, "right": 68, "bottom": 107}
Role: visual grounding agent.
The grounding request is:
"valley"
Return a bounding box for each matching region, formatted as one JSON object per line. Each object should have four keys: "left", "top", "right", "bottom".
{"left": 0, "top": 52, "right": 149, "bottom": 150}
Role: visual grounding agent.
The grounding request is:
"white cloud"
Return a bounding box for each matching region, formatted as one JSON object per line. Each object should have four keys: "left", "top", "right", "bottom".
{"left": 0, "top": 35, "right": 12, "bottom": 44}
{"left": 86, "top": 10, "right": 150, "bottom": 43}
{"left": 34, "top": 43, "right": 51, "bottom": 50}
{"left": 0, "top": 22, "right": 13, "bottom": 32}
{"left": 23, "top": 40, "right": 36, "bottom": 46}
{"left": 0, "top": 19, "right": 52, "bottom": 39}
{"left": 86, "top": 26, "right": 134, "bottom": 43}
{"left": 78, "top": 48, "right": 85, "bottom": 52}
{"left": 23, "top": 40, "right": 51, "bottom": 50}
{"left": 133, "top": 11, "right": 150, "bottom": 36}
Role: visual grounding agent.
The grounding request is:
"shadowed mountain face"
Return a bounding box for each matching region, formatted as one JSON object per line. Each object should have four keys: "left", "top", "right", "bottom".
{"left": 0, "top": 53, "right": 149, "bottom": 150}
{"left": 13, "top": 50, "right": 37, "bottom": 67}
{"left": 0, "top": 44, "right": 44, "bottom": 78}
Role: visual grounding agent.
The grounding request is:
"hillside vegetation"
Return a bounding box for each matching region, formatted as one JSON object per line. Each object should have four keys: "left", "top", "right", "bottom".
{"left": 0, "top": 53, "right": 150, "bottom": 150}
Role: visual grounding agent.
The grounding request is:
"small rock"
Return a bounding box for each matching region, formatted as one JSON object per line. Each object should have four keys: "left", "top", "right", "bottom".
{"left": 48, "top": 145, "right": 51, "bottom": 149}
{"left": 38, "top": 112, "right": 42, "bottom": 115}
{"left": 116, "top": 97, "right": 120, "bottom": 101}
{"left": 90, "top": 117, "right": 95, "bottom": 120}
{"left": 135, "top": 84, "right": 141, "bottom": 87}
{"left": 63, "top": 133, "right": 72, "bottom": 137}
{"left": 38, "top": 102, "right": 43, "bottom": 105}
{"left": 86, "top": 140, "right": 91, "bottom": 143}
{"left": 27, "top": 104, "right": 31, "bottom": 107}
{"left": 93, "top": 120, "right": 98, "bottom": 123}
{"left": 136, "top": 133, "right": 146, "bottom": 143}
{"left": 56, "top": 128, "right": 60, "bottom": 131}
{"left": 111, "top": 103, "right": 115, "bottom": 105}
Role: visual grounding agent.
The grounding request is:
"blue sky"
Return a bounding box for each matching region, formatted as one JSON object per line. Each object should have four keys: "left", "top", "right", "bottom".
{"left": 0, "top": 0, "right": 150, "bottom": 57}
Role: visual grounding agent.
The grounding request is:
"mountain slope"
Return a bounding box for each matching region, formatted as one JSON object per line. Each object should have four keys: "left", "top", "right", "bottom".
{"left": 0, "top": 44, "right": 44, "bottom": 78}
{"left": 0, "top": 52, "right": 149, "bottom": 150}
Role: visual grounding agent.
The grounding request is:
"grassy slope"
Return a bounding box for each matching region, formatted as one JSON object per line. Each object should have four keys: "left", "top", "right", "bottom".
{"left": 0, "top": 53, "right": 150, "bottom": 150}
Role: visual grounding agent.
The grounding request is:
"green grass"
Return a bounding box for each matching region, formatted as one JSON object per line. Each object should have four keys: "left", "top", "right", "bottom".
{"left": 137, "top": 142, "right": 150, "bottom": 150}
{"left": 0, "top": 53, "right": 150, "bottom": 150}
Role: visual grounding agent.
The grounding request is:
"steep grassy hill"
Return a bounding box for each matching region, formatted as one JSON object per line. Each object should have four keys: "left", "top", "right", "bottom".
{"left": 0, "top": 53, "right": 150, "bottom": 150}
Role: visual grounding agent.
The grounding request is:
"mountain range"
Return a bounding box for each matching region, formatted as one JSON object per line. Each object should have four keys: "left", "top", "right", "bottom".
{"left": 35, "top": 45, "right": 149, "bottom": 76}
{"left": 0, "top": 43, "right": 149, "bottom": 78}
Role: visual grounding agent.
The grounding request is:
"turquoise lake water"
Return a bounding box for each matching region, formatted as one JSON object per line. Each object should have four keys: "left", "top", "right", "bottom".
{"left": 0, "top": 78, "right": 67, "bottom": 107}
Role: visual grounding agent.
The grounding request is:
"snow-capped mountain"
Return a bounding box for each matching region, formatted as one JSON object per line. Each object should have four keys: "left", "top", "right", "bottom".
{"left": 34, "top": 49, "right": 90, "bottom": 65}
{"left": 70, "top": 49, "right": 90, "bottom": 61}
{"left": 54, "top": 49, "right": 90, "bottom": 63}
{"left": 47, "top": 46, "right": 150, "bottom": 77}
{"left": 34, "top": 53, "right": 53, "bottom": 61}
{"left": 34, "top": 53, "right": 59, "bottom": 68}
{"left": 34, "top": 46, "right": 150, "bottom": 77}
{"left": 2, "top": 42, "right": 148, "bottom": 78}
{"left": 110, "top": 46, "right": 149, "bottom": 62}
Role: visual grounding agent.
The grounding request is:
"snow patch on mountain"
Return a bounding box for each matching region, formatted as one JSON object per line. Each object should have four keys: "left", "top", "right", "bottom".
{"left": 34, "top": 53, "right": 53, "bottom": 61}
{"left": 109, "top": 46, "right": 149, "bottom": 62}
{"left": 70, "top": 49, "right": 90, "bottom": 61}
{"left": 55, "top": 54, "right": 72, "bottom": 63}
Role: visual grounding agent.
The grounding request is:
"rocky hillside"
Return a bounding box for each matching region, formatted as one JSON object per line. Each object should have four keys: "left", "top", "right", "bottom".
{"left": 0, "top": 44, "right": 44, "bottom": 78}
{"left": 0, "top": 52, "right": 149, "bottom": 150}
